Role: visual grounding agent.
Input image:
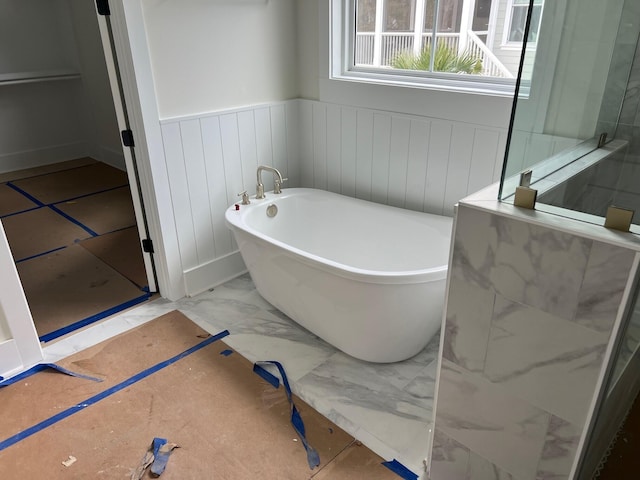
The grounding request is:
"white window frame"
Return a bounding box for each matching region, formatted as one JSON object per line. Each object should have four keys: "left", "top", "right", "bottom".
{"left": 502, "top": 0, "right": 543, "bottom": 49}
{"left": 330, "top": 0, "right": 516, "bottom": 96}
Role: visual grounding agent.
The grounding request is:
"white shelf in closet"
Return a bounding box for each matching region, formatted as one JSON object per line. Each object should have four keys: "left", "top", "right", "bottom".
{"left": 0, "top": 69, "right": 81, "bottom": 86}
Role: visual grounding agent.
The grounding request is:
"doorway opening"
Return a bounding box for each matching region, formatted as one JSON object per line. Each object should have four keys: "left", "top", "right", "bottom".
{"left": 0, "top": 1, "right": 156, "bottom": 343}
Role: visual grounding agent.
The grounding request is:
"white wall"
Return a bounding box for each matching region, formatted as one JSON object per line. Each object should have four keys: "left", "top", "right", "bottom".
{"left": 68, "top": 0, "right": 125, "bottom": 170}
{"left": 297, "top": 0, "right": 320, "bottom": 100}
{"left": 0, "top": 0, "right": 123, "bottom": 174}
{"left": 0, "top": 0, "right": 78, "bottom": 74}
{"left": 141, "top": 0, "right": 299, "bottom": 118}
{"left": 0, "top": 0, "right": 87, "bottom": 173}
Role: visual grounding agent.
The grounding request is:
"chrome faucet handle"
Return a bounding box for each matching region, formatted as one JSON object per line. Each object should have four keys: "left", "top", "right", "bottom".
{"left": 274, "top": 177, "right": 288, "bottom": 194}
{"left": 237, "top": 191, "right": 250, "bottom": 205}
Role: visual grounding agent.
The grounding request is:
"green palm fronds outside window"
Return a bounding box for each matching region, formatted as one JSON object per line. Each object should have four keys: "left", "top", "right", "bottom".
{"left": 392, "top": 45, "right": 483, "bottom": 74}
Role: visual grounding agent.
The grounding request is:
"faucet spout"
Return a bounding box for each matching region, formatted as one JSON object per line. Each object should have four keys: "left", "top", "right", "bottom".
{"left": 256, "top": 165, "right": 285, "bottom": 199}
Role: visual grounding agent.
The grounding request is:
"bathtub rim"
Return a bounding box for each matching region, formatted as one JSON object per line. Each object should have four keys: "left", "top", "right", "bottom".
{"left": 225, "top": 189, "right": 452, "bottom": 285}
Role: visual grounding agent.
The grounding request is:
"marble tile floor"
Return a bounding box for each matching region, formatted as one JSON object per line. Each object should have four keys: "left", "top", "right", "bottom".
{"left": 44, "top": 273, "right": 440, "bottom": 478}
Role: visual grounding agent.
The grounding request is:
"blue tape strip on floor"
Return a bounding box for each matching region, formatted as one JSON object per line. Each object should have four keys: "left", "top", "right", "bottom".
{"left": 0, "top": 329, "right": 230, "bottom": 452}
{"left": 15, "top": 245, "right": 67, "bottom": 264}
{"left": 0, "top": 205, "right": 42, "bottom": 220}
{"left": 6, "top": 182, "right": 45, "bottom": 207}
{"left": 220, "top": 349, "right": 234, "bottom": 356}
{"left": 39, "top": 293, "right": 152, "bottom": 343}
{"left": 0, "top": 363, "right": 103, "bottom": 387}
{"left": 47, "top": 205, "right": 99, "bottom": 237}
{"left": 254, "top": 361, "right": 320, "bottom": 470}
{"left": 49, "top": 184, "right": 129, "bottom": 206}
{"left": 252, "top": 363, "right": 280, "bottom": 389}
{"left": 382, "top": 459, "right": 418, "bottom": 480}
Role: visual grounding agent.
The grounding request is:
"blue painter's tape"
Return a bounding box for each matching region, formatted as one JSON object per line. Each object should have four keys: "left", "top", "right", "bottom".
{"left": 0, "top": 363, "right": 103, "bottom": 388}
{"left": 254, "top": 361, "right": 320, "bottom": 470}
{"left": 51, "top": 184, "right": 129, "bottom": 206}
{"left": 252, "top": 363, "right": 280, "bottom": 389}
{"left": 6, "top": 183, "right": 45, "bottom": 207}
{"left": 15, "top": 245, "right": 67, "bottom": 264}
{"left": 47, "top": 205, "right": 99, "bottom": 237}
{"left": 382, "top": 459, "right": 418, "bottom": 480}
{"left": 0, "top": 329, "right": 229, "bottom": 452}
{"left": 220, "top": 349, "right": 233, "bottom": 356}
{"left": 0, "top": 205, "right": 42, "bottom": 219}
{"left": 39, "top": 293, "right": 151, "bottom": 343}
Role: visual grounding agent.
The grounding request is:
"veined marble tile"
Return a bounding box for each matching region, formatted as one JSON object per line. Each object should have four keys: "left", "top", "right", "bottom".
{"left": 536, "top": 416, "right": 581, "bottom": 480}
{"left": 575, "top": 243, "right": 636, "bottom": 333}
{"left": 404, "top": 359, "right": 438, "bottom": 403}
{"left": 430, "top": 428, "right": 469, "bottom": 480}
{"left": 43, "top": 297, "right": 177, "bottom": 363}
{"left": 436, "top": 359, "right": 549, "bottom": 480}
{"left": 452, "top": 206, "right": 593, "bottom": 321}
{"left": 443, "top": 276, "right": 495, "bottom": 372}
{"left": 611, "top": 304, "right": 640, "bottom": 386}
{"left": 451, "top": 206, "right": 497, "bottom": 291}
{"left": 483, "top": 296, "right": 608, "bottom": 426}
{"left": 490, "top": 216, "right": 592, "bottom": 321}
{"left": 467, "top": 451, "right": 514, "bottom": 480}
{"left": 221, "top": 333, "right": 336, "bottom": 382}
{"left": 296, "top": 351, "right": 433, "bottom": 476}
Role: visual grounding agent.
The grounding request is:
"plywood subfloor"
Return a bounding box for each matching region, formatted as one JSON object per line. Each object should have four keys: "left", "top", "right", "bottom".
{"left": 10, "top": 162, "right": 128, "bottom": 204}
{"left": 2, "top": 207, "right": 91, "bottom": 261}
{"left": 55, "top": 186, "right": 137, "bottom": 235}
{"left": 16, "top": 245, "right": 147, "bottom": 338}
{"left": 1, "top": 159, "right": 149, "bottom": 340}
{"left": 79, "top": 227, "right": 148, "bottom": 289}
{"left": 0, "top": 311, "right": 399, "bottom": 480}
{"left": 0, "top": 184, "right": 38, "bottom": 217}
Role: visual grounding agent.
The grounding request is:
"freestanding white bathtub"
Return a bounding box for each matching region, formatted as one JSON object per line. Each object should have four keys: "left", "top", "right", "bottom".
{"left": 225, "top": 188, "right": 453, "bottom": 363}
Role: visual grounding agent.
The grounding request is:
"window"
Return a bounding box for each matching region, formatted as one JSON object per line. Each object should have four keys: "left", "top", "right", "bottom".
{"left": 505, "top": 0, "right": 543, "bottom": 44}
{"left": 333, "top": 0, "right": 543, "bottom": 94}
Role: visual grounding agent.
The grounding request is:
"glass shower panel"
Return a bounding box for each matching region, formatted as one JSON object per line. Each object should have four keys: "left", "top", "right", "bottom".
{"left": 499, "top": 0, "right": 640, "bottom": 229}
{"left": 577, "top": 266, "right": 640, "bottom": 478}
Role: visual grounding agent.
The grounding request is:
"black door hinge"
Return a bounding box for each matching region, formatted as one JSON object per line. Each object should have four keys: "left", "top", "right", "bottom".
{"left": 96, "top": 0, "right": 110, "bottom": 16}
{"left": 142, "top": 239, "right": 154, "bottom": 254}
{"left": 121, "top": 129, "right": 135, "bottom": 147}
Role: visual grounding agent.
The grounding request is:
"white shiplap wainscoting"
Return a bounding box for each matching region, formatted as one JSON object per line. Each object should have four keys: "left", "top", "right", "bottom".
{"left": 160, "top": 101, "right": 300, "bottom": 296}
{"left": 160, "top": 99, "right": 507, "bottom": 296}
{"left": 297, "top": 99, "right": 508, "bottom": 216}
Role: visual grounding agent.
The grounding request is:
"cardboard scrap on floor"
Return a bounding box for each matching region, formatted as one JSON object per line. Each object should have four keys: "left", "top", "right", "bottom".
{"left": 0, "top": 311, "right": 401, "bottom": 479}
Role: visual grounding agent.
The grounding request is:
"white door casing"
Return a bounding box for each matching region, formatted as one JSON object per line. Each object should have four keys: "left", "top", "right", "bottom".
{"left": 0, "top": 220, "right": 43, "bottom": 379}
{"left": 95, "top": 0, "right": 185, "bottom": 301}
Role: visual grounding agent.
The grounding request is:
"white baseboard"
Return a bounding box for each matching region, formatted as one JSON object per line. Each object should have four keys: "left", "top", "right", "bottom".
{"left": 183, "top": 251, "right": 247, "bottom": 297}
{"left": 0, "top": 142, "right": 89, "bottom": 174}
{"left": 95, "top": 145, "right": 126, "bottom": 171}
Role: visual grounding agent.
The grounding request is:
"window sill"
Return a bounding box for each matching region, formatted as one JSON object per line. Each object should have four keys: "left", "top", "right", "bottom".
{"left": 319, "top": 75, "right": 514, "bottom": 128}
{"left": 332, "top": 69, "right": 516, "bottom": 97}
